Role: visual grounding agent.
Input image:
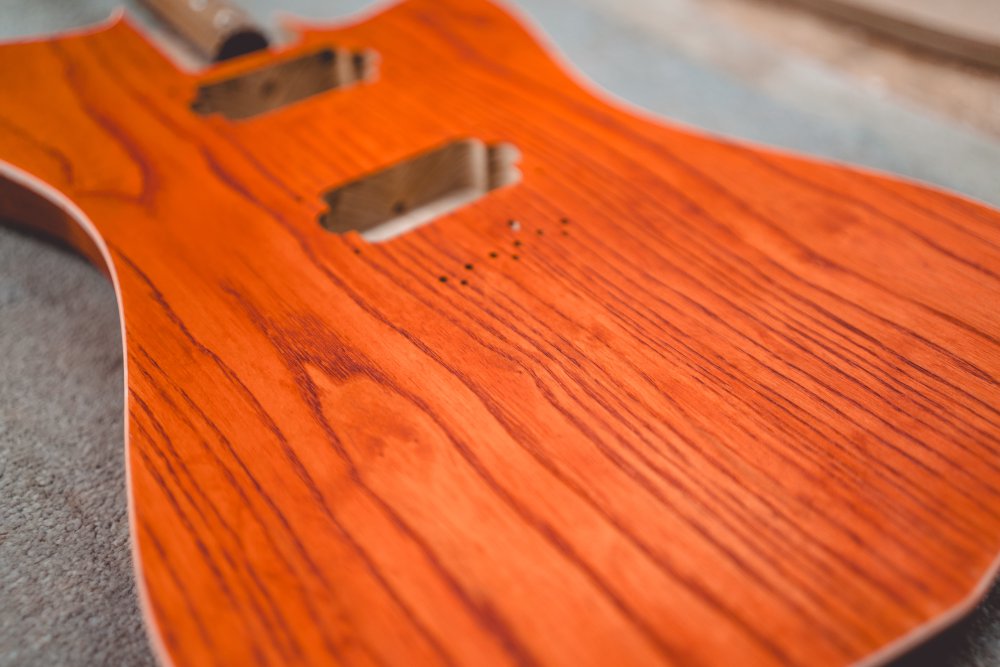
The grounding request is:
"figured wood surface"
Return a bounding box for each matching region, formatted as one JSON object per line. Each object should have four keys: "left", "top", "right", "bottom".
{"left": 0, "top": 1, "right": 999, "bottom": 665}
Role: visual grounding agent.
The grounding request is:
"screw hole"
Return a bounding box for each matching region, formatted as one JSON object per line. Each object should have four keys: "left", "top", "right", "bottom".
{"left": 438, "top": 276, "right": 448, "bottom": 283}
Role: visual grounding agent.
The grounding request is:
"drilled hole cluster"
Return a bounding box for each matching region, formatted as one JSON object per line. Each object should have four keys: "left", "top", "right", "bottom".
{"left": 346, "top": 217, "right": 574, "bottom": 287}
{"left": 433, "top": 217, "right": 572, "bottom": 287}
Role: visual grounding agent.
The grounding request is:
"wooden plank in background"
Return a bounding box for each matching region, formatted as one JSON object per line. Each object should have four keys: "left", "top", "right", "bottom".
{"left": 785, "top": 0, "right": 1000, "bottom": 68}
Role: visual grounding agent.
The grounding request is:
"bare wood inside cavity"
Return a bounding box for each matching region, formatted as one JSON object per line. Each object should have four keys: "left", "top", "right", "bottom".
{"left": 319, "top": 139, "right": 521, "bottom": 242}
{"left": 191, "top": 47, "right": 377, "bottom": 120}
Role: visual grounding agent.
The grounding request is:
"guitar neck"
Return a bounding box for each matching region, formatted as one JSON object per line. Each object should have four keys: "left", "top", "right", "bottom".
{"left": 137, "top": 0, "right": 268, "bottom": 61}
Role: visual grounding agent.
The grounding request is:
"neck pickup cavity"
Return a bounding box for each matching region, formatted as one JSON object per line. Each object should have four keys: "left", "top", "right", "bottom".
{"left": 319, "top": 139, "right": 521, "bottom": 242}
{"left": 191, "top": 47, "right": 377, "bottom": 120}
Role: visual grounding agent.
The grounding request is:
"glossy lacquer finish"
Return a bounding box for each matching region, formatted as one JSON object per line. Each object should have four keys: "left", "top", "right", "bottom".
{"left": 0, "top": 1, "right": 998, "bottom": 665}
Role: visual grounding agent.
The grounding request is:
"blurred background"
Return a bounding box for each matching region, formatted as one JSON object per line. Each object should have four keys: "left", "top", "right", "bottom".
{"left": 1, "top": 0, "right": 998, "bottom": 665}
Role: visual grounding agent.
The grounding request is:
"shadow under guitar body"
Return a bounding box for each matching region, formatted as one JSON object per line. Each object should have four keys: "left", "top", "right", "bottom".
{"left": 0, "top": 1, "right": 999, "bottom": 665}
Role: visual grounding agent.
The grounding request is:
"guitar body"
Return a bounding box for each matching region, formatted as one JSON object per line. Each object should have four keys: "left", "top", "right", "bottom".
{"left": 1, "top": 1, "right": 998, "bottom": 665}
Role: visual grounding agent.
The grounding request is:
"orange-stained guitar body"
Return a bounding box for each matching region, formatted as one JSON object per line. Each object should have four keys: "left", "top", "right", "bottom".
{"left": 1, "top": 1, "right": 999, "bottom": 665}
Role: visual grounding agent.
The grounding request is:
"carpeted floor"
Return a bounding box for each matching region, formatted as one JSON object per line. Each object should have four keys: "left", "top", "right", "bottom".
{"left": 1, "top": 1, "right": 998, "bottom": 665}
{"left": 0, "top": 228, "right": 153, "bottom": 667}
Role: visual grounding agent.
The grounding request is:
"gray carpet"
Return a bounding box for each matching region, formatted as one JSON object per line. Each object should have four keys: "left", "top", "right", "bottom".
{"left": 0, "top": 229, "right": 153, "bottom": 667}
{"left": 1, "top": 1, "right": 999, "bottom": 665}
